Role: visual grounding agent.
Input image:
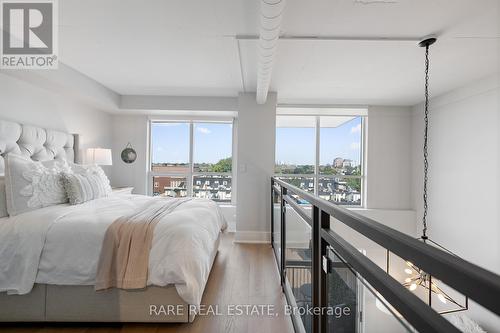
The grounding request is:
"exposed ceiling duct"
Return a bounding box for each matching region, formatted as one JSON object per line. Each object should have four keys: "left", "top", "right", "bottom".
{"left": 256, "top": 0, "right": 286, "bottom": 104}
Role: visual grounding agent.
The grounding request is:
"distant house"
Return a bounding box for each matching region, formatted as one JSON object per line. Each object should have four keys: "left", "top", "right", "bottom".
{"left": 192, "top": 175, "right": 232, "bottom": 201}
{"left": 333, "top": 157, "right": 344, "bottom": 168}
{"left": 153, "top": 177, "right": 187, "bottom": 198}
{"left": 342, "top": 159, "right": 353, "bottom": 168}
{"left": 153, "top": 174, "right": 231, "bottom": 202}
{"left": 346, "top": 191, "right": 361, "bottom": 203}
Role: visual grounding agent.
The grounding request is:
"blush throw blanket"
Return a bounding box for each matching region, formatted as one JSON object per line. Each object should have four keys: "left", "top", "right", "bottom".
{"left": 95, "top": 197, "right": 192, "bottom": 290}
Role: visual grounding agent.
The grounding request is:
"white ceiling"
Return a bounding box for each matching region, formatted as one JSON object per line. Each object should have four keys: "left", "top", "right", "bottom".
{"left": 59, "top": 0, "right": 499, "bottom": 106}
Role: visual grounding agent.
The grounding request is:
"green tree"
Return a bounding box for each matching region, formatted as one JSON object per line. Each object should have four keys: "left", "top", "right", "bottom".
{"left": 212, "top": 157, "right": 232, "bottom": 172}
{"left": 294, "top": 165, "right": 314, "bottom": 174}
{"left": 346, "top": 166, "right": 361, "bottom": 192}
{"left": 320, "top": 165, "right": 338, "bottom": 175}
{"left": 346, "top": 178, "right": 361, "bottom": 192}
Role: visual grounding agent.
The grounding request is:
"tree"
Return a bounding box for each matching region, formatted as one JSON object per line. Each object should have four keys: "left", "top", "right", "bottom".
{"left": 212, "top": 157, "right": 232, "bottom": 172}
{"left": 346, "top": 178, "right": 361, "bottom": 192}
{"left": 320, "top": 165, "right": 338, "bottom": 175}
{"left": 346, "top": 166, "right": 361, "bottom": 192}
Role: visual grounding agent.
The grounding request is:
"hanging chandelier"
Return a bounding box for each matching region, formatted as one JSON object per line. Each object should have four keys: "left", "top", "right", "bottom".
{"left": 386, "top": 37, "right": 468, "bottom": 314}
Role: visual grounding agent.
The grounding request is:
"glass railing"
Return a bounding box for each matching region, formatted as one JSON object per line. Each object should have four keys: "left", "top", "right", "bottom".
{"left": 285, "top": 203, "right": 313, "bottom": 332}
{"left": 272, "top": 189, "right": 282, "bottom": 270}
{"left": 326, "top": 247, "right": 415, "bottom": 333}
{"left": 271, "top": 177, "right": 500, "bottom": 333}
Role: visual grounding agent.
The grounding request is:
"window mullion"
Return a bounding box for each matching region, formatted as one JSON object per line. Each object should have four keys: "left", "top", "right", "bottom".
{"left": 314, "top": 116, "right": 320, "bottom": 196}
{"left": 188, "top": 122, "right": 194, "bottom": 197}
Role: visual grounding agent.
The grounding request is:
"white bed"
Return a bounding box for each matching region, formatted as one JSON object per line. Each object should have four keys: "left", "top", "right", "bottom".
{"left": 0, "top": 119, "right": 226, "bottom": 322}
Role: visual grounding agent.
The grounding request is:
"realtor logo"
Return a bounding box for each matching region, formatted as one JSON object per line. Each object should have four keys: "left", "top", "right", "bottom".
{"left": 1, "top": 0, "right": 58, "bottom": 69}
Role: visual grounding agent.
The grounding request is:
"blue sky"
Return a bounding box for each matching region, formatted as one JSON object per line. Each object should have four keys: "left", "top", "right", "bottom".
{"left": 151, "top": 123, "right": 232, "bottom": 164}
{"left": 276, "top": 117, "right": 362, "bottom": 165}
{"left": 151, "top": 117, "right": 361, "bottom": 166}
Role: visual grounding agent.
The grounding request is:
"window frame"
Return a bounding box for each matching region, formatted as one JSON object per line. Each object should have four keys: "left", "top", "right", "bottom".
{"left": 148, "top": 119, "right": 235, "bottom": 204}
{"left": 275, "top": 115, "right": 366, "bottom": 207}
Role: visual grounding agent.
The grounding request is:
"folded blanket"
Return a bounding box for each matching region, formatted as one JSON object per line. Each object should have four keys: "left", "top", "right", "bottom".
{"left": 95, "top": 197, "right": 192, "bottom": 290}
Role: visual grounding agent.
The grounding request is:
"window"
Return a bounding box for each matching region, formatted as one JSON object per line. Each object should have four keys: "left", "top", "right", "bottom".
{"left": 275, "top": 115, "right": 365, "bottom": 206}
{"left": 150, "top": 120, "right": 233, "bottom": 203}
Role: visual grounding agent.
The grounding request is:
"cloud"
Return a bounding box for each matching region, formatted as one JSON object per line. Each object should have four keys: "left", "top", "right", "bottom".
{"left": 350, "top": 142, "right": 361, "bottom": 150}
{"left": 197, "top": 127, "right": 211, "bottom": 134}
{"left": 351, "top": 124, "right": 361, "bottom": 134}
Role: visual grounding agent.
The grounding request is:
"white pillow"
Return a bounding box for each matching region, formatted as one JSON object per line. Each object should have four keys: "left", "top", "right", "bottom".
{"left": 447, "top": 314, "right": 486, "bottom": 333}
{"left": 69, "top": 163, "right": 112, "bottom": 195}
{"left": 62, "top": 170, "right": 110, "bottom": 205}
{"left": 4, "top": 154, "right": 70, "bottom": 216}
{"left": 0, "top": 177, "right": 7, "bottom": 218}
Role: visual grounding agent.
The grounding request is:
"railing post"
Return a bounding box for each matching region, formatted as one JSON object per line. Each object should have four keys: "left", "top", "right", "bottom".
{"left": 313, "top": 208, "right": 330, "bottom": 333}
{"left": 280, "top": 186, "right": 287, "bottom": 289}
{"left": 320, "top": 210, "right": 330, "bottom": 332}
{"left": 312, "top": 206, "right": 320, "bottom": 333}
{"left": 271, "top": 178, "right": 274, "bottom": 247}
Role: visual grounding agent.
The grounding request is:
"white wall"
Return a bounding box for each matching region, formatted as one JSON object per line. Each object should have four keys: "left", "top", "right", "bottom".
{"left": 120, "top": 95, "right": 237, "bottom": 112}
{"left": 2, "top": 63, "right": 119, "bottom": 112}
{"left": 366, "top": 106, "right": 412, "bottom": 210}
{"left": 0, "top": 72, "right": 112, "bottom": 162}
{"left": 411, "top": 75, "right": 500, "bottom": 330}
{"left": 109, "top": 115, "right": 149, "bottom": 195}
{"left": 235, "top": 92, "right": 277, "bottom": 242}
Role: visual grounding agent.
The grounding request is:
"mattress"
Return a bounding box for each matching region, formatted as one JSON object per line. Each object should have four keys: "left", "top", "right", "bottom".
{"left": 0, "top": 193, "right": 227, "bottom": 307}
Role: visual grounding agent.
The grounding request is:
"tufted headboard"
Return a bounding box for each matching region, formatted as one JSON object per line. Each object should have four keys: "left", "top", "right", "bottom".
{"left": 0, "top": 119, "right": 79, "bottom": 175}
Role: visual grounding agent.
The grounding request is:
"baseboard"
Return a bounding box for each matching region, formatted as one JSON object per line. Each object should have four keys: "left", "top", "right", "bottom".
{"left": 234, "top": 231, "right": 271, "bottom": 244}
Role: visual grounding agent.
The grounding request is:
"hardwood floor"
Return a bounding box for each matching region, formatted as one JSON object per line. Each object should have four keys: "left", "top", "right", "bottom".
{"left": 0, "top": 233, "right": 294, "bottom": 333}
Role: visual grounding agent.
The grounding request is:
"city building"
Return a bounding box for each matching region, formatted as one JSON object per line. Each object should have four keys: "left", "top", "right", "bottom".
{"left": 333, "top": 157, "right": 344, "bottom": 168}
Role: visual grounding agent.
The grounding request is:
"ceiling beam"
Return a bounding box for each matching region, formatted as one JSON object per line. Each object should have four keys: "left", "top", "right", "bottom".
{"left": 236, "top": 34, "right": 422, "bottom": 42}
{"left": 256, "top": 0, "right": 286, "bottom": 105}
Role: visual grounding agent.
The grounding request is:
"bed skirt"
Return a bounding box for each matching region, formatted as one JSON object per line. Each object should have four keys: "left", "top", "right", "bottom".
{"left": 0, "top": 232, "right": 221, "bottom": 323}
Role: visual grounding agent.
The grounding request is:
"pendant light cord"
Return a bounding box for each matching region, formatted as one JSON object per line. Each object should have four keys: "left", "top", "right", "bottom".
{"left": 422, "top": 44, "right": 430, "bottom": 239}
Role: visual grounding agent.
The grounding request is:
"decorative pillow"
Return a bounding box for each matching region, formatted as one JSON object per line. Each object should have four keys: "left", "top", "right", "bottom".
{"left": 69, "top": 163, "right": 112, "bottom": 195}
{"left": 62, "top": 171, "right": 110, "bottom": 205}
{"left": 4, "top": 154, "right": 70, "bottom": 216}
{"left": 0, "top": 177, "right": 7, "bottom": 218}
{"left": 446, "top": 314, "right": 486, "bottom": 333}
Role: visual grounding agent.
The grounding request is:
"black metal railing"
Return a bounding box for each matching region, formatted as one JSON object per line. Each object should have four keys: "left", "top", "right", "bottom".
{"left": 271, "top": 177, "right": 500, "bottom": 333}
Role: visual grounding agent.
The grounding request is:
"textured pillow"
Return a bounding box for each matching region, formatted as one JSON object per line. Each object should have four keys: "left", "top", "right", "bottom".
{"left": 447, "top": 314, "right": 486, "bottom": 333}
{"left": 62, "top": 171, "right": 110, "bottom": 205}
{"left": 4, "top": 154, "right": 70, "bottom": 216}
{"left": 0, "top": 177, "right": 7, "bottom": 218}
{"left": 69, "top": 163, "right": 112, "bottom": 195}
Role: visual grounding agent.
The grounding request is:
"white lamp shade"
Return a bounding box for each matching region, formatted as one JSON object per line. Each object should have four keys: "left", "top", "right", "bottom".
{"left": 86, "top": 148, "right": 112, "bottom": 166}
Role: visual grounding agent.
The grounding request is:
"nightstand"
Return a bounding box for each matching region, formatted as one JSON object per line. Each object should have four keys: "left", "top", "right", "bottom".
{"left": 112, "top": 187, "right": 134, "bottom": 195}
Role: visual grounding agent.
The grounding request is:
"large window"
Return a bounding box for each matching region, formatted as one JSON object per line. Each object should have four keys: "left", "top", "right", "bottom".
{"left": 150, "top": 120, "right": 233, "bottom": 203}
{"left": 276, "top": 114, "right": 365, "bottom": 206}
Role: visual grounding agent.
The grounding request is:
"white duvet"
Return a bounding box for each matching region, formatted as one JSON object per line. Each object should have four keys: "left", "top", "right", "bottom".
{"left": 0, "top": 194, "right": 227, "bottom": 306}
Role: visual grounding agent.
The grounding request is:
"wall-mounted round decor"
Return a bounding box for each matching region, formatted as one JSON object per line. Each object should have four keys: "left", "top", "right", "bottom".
{"left": 121, "top": 142, "right": 137, "bottom": 164}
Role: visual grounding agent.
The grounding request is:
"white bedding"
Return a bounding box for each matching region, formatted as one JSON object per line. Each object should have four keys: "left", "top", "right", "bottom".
{"left": 0, "top": 194, "right": 227, "bottom": 306}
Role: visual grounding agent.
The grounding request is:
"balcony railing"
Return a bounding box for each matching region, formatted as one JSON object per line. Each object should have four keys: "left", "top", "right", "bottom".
{"left": 271, "top": 177, "right": 500, "bottom": 333}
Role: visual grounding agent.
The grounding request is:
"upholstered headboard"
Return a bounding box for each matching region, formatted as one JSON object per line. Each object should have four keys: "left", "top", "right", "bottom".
{"left": 0, "top": 119, "right": 79, "bottom": 175}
